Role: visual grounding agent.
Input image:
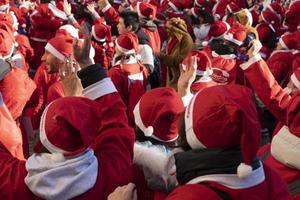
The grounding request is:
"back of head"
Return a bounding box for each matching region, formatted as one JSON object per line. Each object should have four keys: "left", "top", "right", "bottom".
{"left": 120, "top": 11, "right": 140, "bottom": 32}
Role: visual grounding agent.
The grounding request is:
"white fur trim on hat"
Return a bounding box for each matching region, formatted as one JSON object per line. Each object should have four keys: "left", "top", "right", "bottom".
{"left": 115, "top": 39, "right": 136, "bottom": 55}
{"left": 290, "top": 73, "right": 300, "bottom": 89}
{"left": 271, "top": 125, "right": 300, "bottom": 170}
{"left": 279, "top": 37, "right": 289, "bottom": 50}
{"left": 240, "top": 54, "right": 262, "bottom": 70}
{"left": 83, "top": 77, "right": 117, "bottom": 100}
{"left": 237, "top": 163, "right": 253, "bottom": 179}
{"left": 45, "top": 43, "right": 66, "bottom": 61}
{"left": 133, "top": 101, "right": 154, "bottom": 137}
{"left": 39, "top": 103, "right": 70, "bottom": 154}
{"left": 223, "top": 33, "right": 243, "bottom": 46}
{"left": 59, "top": 25, "right": 79, "bottom": 39}
{"left": 185, "top": 94, "right": 206, "bottom": 149}
{"left": 168, "top": 1, "right": 179, "bottom": 12}
{"left": 136, "top": 2, "right": 145, "bottom": 18}
{"left": 0, "top": 43, "right": 14, "bottom": 60}
{"left": 91, "top": 25, "right": 106, "bottom": 43}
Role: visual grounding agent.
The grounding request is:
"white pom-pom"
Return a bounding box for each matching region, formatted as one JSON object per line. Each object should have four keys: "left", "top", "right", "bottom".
{"left": 144, "top": 126, "right": 154, "bottom": 137}
{"left": 202, "top": 41, "right": 208, "bottom": 47}
{"left": 136, "top": 54, "right": 142, "bottom": 61}
{"left": 21, "top": 24, "right": 26, "bottom": 28}
{"left": 237, "top": 163, "right": 252, "bottom": 179}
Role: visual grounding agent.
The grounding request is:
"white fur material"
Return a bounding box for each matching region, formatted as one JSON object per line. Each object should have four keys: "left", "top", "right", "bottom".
{"left": 237, "top": 163, "right": 253, "bottom": 179}
{"left": 187, "top": 162, "right": 265, "bottom": 189}
{"left": 240, "top": 54, "right": 262, "bottom": 70}
{"left": 185, "top": 94, "right": 206, "bottom": 149}
{"left": 290, "top": 73, "right": 300, "bottom": 89}
{"left": 91, "top": 25, "right": 105, "bottom": 42}
{"left": 59, "top": 25, "right": 79, "bottom": 39}
{"left": 133, "top": 142, "right": 177, "bottom": 192}
{"left": 271, "top": 126, "right": 300, "bottom": 170}
{"left": 45, "top": 43, "right": 66, "bottom": 61}
{"left": 48, "top": 2, "right": 67, "bottom": 20}
{"left": 25, "top": 149, "right": 98, "bottom": 200}
{"left": 83, "top": 77, "right": 117, "bottom": 100}
{"left": 133, "top": 101, "right": 154, "bottom": 137}
{"left": 181, "top": 93, "right": 194, "bottom": 107}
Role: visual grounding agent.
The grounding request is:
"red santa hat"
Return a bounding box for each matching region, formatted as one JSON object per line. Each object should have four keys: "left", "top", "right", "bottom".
{"left": 226, "top": 2, "right": 240, "bottom": 13}
{"left": 35, "top": 97, "right": 101, "bottom": 156}
{"left": 190, "top": 6, "right": 212, "bottom": 19}
{"left": 133, "top": 87, "right": 184, "bottom": 142}
{"left": 207, "top": 21, "right": 231, "bottom": 40}
{"left": 266, "top": 2, "right": 284, "bottom": 20}
{"left": 290, "top": 68, "right": 300, "bottom": 89}
{"left": 116, "top": 32, "right": 139, "bottom": 55}
{"left": 136, "top": 2, "right": 157, "bottom": 20}
{"left": 261, "top": 9, "right": 281, "bottom": 32}
{"left": 212, "top": 0, "right": 229, "bottom": 20}
{"left": 0, "top": 13, "right": 14, "bottom": 32}
{"left": 91, "top": 20, "right": 111, "bottom": 42}
{"left": 279, "top": 33, "right": 296, "bottom": 50}
{"left": 183, "top": 50, "right": 212, "bottom": 76}
{"left": 223, "top": 21, "right": 247, "bottom": 46}
{"left": 185, "top": 84, "right": 261, "bottom": 178}
{"left": 168, "top": 0, "right": 193, "bottom": 12}
{"left": 44, "top": 35, "right": 74, "bottom": 61}
{"left": 0, "top": 28, "right": 15, "bottom": 59}
{"left": 285, "top": 1, "right": 300, "bottom": 32}
{"left": 0, "top": 0, "right": 9, "bottom": 6}
{"left": 57, "top": 24, "right": 79, "bottom": 39}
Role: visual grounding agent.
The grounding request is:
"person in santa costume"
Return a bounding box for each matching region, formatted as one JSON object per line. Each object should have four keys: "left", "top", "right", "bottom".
{"left": 283, "top": 0, "right": 300, "bottom": 33}
{"left": 160, "top": 17, "right": 193, "bottom": 89}
{"left": 165, "top": 84, "right": 292, "bottom": 200}
{"left": 97, "top": 0, "right": 155, "bottom": 73}
{"left": 0, "top": 25, "right": 135, "bottom": 200}
{"left": 132, "top": 87, "right": 185, "bottom": 199}
{"left": 258, "top": 84, "right": 300, "bottom": 199}
{"left": 109, "top": 32, "right": 148, "bottom": 127}
{"left": 29, "top": 0, "right": 69, "bottom": 71}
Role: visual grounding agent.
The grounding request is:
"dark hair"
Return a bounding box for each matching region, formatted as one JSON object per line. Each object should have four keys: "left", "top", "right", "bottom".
{"left": 119, "top": 11, "right": 140, "bottom": 32}
{"left": 178, "top": 114, "right": 192, "bottom": 151}
{"left": 210, "top": 38, "right": 237, "bottom": 55}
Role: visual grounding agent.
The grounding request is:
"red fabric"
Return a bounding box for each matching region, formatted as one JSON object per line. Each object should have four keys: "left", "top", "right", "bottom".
{"left": 258, "top": 144, "right": 300, "bottom": 200}
{"left": 243, "top": 59, "right": 291, "bottom": 121}
{"left": 267, "top": 50, "right": 295, "bottom": 88}
{"left": 142, "top": 28, "right": 161, "bottom": 55}
{"left": 0, "top": 92, "right": 134, "bottom": 200}
{"left": 46, "top": 81, "right": 64, "bottom": 105}
{"left": 165, "top": 165, "right": 292, "bottom": 200}
{"left": 109, "top": 63, "right": 148, "bottom": 127}
{"left": 24, "top": 64, "right": 59, "bottom": 129}
{"left": 0, "top": 68, "right": 36, "bottom": 120}
{"left": 92, "top": 41, "right": 115, "bottom": 70}
{"left": 102, "top": 6, "right": 120, "bottom": 25}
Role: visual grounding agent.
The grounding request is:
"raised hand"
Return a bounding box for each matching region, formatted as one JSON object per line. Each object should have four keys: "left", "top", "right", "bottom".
{"left": 63, "top": 0, "right": 72, "bottom": 16}
{"left": 59, "top": 54, "right": 83, "bottom": 96}
{"left": 86, "top": 3, "right": 96, "bottom": 13}
{"left": 177, "top": 56, "right": 197, "bottom": 97}
{"left": 107, "top": 183, "right": 137, "bottom": 200}
{"left": 246, "top": 39, "right": 262, "bottom": 58}
{"left": 73, "top": 22, "right": 93, "bottom": 68}
{"left": 97, "top": 0, "right": 109, "bottom": 10}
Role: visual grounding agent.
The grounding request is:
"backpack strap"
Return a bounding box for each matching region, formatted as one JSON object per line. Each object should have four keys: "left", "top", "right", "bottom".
{"left": 199, "top": 183, "right": 233, "bottom": 200}
{"left": 288, "top": 179, "right": 300, "bottom": 196}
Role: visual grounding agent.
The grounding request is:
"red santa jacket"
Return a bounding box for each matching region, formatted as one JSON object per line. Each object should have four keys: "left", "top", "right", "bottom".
{"left": 0, "top": 64, "right": 134, "bottom": 200}
{"left": 92, "top": 41, "right": 115, "bottom": 70}
{"left": 24, "top": 64, "right": 60, "bottom": 129}
{"left": 109, "top": 60, "right": 148, "bottom": 127}
{"left": 142, "top": 27, "right": 161, "bottom": 56}
{"left": 46, "top": 80, "right": 64, "bottom": 105}
{"left": 0, "top": 67, "right": 36, "bottom": 120}
{"left": 258, "top": 144, "right": 300, "bottom": 199}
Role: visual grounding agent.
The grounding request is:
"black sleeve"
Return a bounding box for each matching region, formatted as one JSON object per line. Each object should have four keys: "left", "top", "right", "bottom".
{"left": 77, "top": 63, "right": 107, "bottom": 89}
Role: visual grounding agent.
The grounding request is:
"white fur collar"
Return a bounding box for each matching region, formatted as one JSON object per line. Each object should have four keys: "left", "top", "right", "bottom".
{"left": 25, "top": 149, "right": 98, "bottom": 200}
{"left": 212, "top": 51, "right": 236, "bottom": 59}
{"left": 271, "top": 125, "right": 300, "bottom": 170}
{"left": 186, "top": 162, "right": 265, "bottom": 189}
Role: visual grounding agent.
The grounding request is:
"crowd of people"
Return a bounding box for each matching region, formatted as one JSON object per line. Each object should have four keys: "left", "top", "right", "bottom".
{"left": 0, "top": 0, "right": 300, "bottom": 199}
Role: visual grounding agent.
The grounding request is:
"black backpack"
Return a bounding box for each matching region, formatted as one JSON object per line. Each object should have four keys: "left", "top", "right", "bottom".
{"left": 149, "top": 53, "right": 162, "bottom": 89}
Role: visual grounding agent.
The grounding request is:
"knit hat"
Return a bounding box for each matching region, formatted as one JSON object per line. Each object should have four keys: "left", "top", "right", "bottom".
{"left": 35, "top": 97, "right": 101, "bottom": 156}
{"left": 185, "top": 84, "right": 261, "bottom": 178}
{"left": 290, "top": 68, "right": 300, "bottom": 89}
{"left": 91, "top": 20, "right": 111, "bottom": 42}
{"left": 116, "top": 32, "right": 139, "bottom": 55}
{"left": 44, "top": 35, "right": 74, "bottom": 61}
{"left": 136, "top": 2, "right": 157, "bottom": 20}
{"left": 134, "top": 87, "right": 184, "bottom": 142}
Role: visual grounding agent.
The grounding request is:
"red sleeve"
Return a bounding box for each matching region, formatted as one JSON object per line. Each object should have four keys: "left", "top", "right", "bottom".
{"left": 46, "top": 81, "right": 65, "bottom": 105}
{"left": 241, "top": 55, "right": 291, "bottom": 121}
{"left": 108, "top": 67, "right": 128, "bottom": 104}
{"left": 16, "top": 35, "right": 34, "bottom": 61}
{"left": 0, "top": 142, "right": 34, "bottom": 200}
{"left": 102, "top": 5, "right": 120, "bottom": 25}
